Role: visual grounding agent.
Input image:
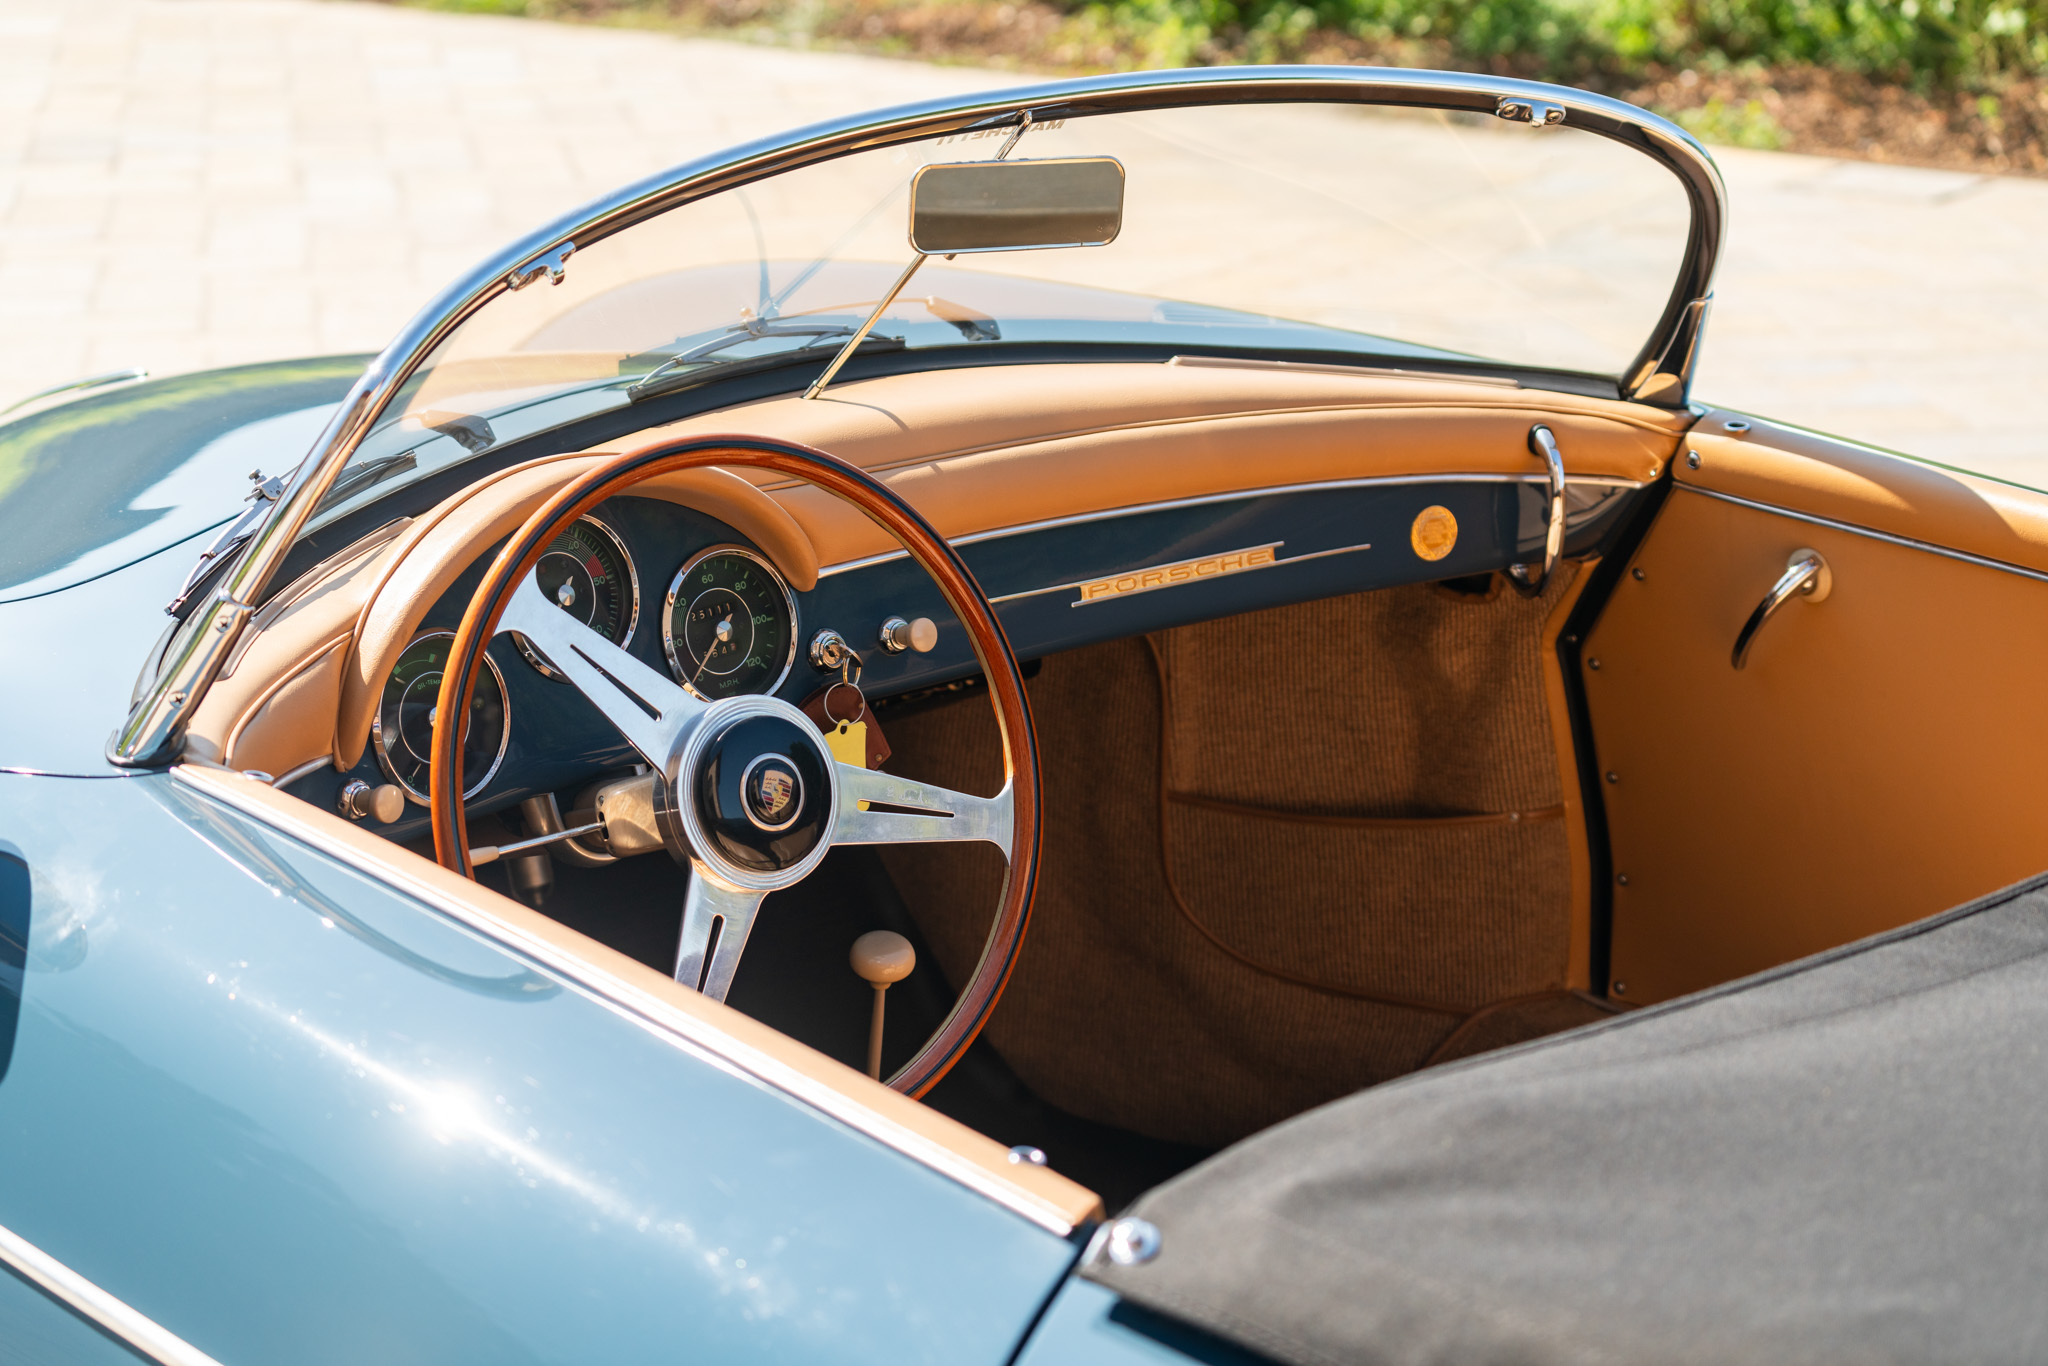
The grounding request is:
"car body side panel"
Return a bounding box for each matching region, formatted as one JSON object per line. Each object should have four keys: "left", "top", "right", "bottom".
{"left": 1013, "top": 1278, "right": 1272, "bottom": 1366}
{"left": 0, "top": 772, "right": 1074, "bottom": 1366}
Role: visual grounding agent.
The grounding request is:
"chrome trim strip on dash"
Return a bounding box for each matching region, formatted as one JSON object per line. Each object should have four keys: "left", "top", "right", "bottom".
{"left": 169, "top": 764, "right": 1082, "bottom": 1238}
{"left": 0, "top": 1220, "right": 227, "bottom": 1366}
{"left": 1685, "top": 486, "right": 2048, "bottom": 587}
{"left": 818, "top": 473, "right": 1645, "bottom": 578}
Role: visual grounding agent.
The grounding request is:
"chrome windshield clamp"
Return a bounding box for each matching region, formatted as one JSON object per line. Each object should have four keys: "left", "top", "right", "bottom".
{"left": 1507, "top": 424, "right": 1566, "bottom": 596}
{"left": 1496, "top": 95, "right": 1565, "bottom": 127}
{"left": 506, "top": 241, "right": 575, "bottom": 290}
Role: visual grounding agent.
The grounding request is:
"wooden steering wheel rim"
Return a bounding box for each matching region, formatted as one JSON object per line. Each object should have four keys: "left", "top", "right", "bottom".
{"left": 428, "top": 435, "right": 1042, "bottom": 1098}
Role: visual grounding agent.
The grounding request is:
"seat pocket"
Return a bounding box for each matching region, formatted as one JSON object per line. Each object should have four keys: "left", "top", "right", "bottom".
{"left": 1162, "top": 793, "right": 1573, "bottom": 1008}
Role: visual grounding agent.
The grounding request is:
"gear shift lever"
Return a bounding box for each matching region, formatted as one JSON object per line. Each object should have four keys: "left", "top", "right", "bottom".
{"left": 850, "top": 931, "right": 915, "bottom": 1080}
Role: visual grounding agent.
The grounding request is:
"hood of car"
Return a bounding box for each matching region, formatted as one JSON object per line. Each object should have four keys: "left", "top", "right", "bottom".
{"left": 0, "top": 357, "right": 368, "bottom": 605}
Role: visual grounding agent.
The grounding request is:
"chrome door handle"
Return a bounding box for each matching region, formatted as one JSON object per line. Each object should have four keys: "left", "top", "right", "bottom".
{"left": 1508, "top": 424, "right": 1565, "bottom": 595}
{"left": 1732, "top": 549, "right": 1831, "bottom": 669}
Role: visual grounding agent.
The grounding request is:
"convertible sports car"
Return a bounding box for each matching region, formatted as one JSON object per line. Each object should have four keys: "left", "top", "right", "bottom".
{"left": 3, "top": 65, "right": 2043, "bottom": 1366}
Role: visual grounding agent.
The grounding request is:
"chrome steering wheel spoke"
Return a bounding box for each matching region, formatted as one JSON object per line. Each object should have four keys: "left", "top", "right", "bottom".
{"left": 674, "top": 870, "right": 767, "bottom": 1002}
{"left": 832, "top": 763, "right": 1013, "bottom": 854}
{"left": 497, "top": 566, "right": 708, "bottom": 767}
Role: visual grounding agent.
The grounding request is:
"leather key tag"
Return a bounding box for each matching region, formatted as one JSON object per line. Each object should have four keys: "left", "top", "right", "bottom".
{"left": 800, "top": 684, "right": 892, "bottom": 770}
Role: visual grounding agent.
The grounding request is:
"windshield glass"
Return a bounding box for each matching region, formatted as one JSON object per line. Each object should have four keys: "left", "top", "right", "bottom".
{"left": 311, "top": 99, "right": 1693, "bottom": 528}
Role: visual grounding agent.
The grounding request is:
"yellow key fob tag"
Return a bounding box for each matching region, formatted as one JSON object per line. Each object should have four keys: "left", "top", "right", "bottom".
{"left": 826, "top": 718, "right": 868, "bottom": 767}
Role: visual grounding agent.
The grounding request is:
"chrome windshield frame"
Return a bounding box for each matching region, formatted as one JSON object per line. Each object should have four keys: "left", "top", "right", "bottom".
{"left": 108, "top": 64, "right": 1724, "bottom": 768}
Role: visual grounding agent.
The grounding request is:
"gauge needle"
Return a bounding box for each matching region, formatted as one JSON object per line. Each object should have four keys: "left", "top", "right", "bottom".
{"left": 692, "top": 613, "right": 735, "bottom": 689}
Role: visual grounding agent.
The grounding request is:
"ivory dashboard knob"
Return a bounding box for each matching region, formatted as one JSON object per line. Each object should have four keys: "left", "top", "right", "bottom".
{"left": 339, "top": 779, "right": 406, "bottom": 824}
{"left": 850, "top": 930, "right": 916, "bottom": 985}
{"left": 878, "top": 616, "right": 938, "bottom": 655}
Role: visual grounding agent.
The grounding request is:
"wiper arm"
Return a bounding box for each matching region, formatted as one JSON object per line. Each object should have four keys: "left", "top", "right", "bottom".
{"left": 165, "top": 468, "right": 292, "bottom": 616}
{"left": 626, "top": 318, "right": 864, "bottom": 401}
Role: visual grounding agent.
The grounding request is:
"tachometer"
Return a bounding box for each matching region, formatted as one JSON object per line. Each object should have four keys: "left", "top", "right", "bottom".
{"left": 515, "top": 514, "right": 638, "bottom": 679}
{"left": 662, "top": 546, "right": 797, "bottom": 700}
{"left": 373, "top": 631, "right": 510, "bottom": 804}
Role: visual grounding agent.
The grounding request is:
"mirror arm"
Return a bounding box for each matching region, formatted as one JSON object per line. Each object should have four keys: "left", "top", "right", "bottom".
{"left": 802, "top": 109, "right": 1035, "bottom": 402}
{"left": 802, "top": 253, "right": 927, "bottom": 401}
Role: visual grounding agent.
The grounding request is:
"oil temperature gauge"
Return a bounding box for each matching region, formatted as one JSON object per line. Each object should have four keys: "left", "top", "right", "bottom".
{"left": 515, "top": 515, "right": 639, "bottom": 679}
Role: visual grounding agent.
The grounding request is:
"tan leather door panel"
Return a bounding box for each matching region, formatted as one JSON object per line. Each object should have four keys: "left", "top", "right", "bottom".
{"left": 1584, "top": 454, "right": 2048, "bottom": 1004}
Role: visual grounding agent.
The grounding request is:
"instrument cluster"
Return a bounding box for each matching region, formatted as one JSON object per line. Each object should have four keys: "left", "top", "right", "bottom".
{"left": 374, "top": 510, "right": 800, "bottom": 806}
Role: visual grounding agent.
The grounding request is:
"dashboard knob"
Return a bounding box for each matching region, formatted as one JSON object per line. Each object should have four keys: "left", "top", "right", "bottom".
{"left": 878, "top": 616, "right": 937, "bottom": 654}
{"left": 338, "top": 779, "right": 406, "bottom": 824}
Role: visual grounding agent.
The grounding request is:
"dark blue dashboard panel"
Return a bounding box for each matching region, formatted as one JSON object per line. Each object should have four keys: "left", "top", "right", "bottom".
{"left": 287, "top": 478, "right": 1638, "bottom": 841}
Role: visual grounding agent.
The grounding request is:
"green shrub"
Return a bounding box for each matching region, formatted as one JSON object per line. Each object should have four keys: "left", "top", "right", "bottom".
{"left": 1066, "top": 0, "right": 2047, "bottom": 84}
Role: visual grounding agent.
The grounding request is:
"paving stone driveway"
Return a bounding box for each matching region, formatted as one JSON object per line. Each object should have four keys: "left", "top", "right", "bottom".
{"left": 4, "top": 0, "right": 2045, "bottom": 483}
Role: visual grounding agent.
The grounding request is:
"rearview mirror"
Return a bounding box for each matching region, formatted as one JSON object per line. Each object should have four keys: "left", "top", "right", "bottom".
{"left": 909, "top": 157, "right": 1125, "bottom": 255}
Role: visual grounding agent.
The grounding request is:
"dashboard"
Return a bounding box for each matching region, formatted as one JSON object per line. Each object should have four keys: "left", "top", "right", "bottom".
{"left": 284, "top": 471, "right": 1643, "bottom": 841}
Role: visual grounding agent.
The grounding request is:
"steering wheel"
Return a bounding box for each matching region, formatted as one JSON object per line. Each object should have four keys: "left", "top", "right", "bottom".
{"left": 426, "top": 435, "right": 1041, "bottom": 1097}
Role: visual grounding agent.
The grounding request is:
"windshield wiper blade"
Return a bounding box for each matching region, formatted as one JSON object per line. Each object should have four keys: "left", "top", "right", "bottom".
{"left": 318, "top": 449, "right": 418, "bottom": 511}
{"left": 626, "top": 323, "right": 863, "bottom": 401}
{"left": 675, "top": 321, "right": 856, "bottom": 362}
{"left": 626, "top": 333, "right": 906, "bottom": 404}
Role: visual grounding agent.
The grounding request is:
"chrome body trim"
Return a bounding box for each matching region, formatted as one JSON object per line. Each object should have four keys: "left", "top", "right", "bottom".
{"left": 169, "top": 763, "right": 1081, "bottom": 1236}
{"left": 111, "top": 65, "right": 1720, "bottom": 767}
{"left": 1686, "top": 486, "right": 2048, "bottom": 587}
{"left": 0, "top": 1219, "right": 226, "bottom": 1366}
{"left": 821, "top": 473, "right": 1647, "bottom": 577}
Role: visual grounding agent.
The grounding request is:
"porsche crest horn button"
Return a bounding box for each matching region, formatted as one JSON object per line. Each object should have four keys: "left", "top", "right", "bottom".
{"left": 741, "top": 755, "right": 804, "bottom": 832}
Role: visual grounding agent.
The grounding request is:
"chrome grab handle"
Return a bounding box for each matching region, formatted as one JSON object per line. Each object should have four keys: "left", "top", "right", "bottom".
{"left": 1732, "top": 549, "right": 1831, "bottom": 669}
{"left": 1508, "top": 423, "right": 1566, "bottom": 594}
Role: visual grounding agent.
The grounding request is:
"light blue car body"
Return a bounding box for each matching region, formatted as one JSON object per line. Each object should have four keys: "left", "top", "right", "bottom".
{"left": 0, "top": 368, "right": 1186, "bottom": 1365}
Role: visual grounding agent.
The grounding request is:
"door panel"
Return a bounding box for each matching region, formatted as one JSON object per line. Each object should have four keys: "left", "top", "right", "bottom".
{"left": 1583, "top": 421, "right": 2048, "bottom": 1004}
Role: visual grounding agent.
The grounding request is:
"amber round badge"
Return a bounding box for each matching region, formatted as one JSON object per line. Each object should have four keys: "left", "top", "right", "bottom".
{"left": 1410, "top": 505, "right": 1458, "bottom": 561}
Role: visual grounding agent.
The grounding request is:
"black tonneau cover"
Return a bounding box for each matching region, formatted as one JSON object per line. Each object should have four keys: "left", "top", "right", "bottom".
{"left": 1085, "top": 872, "right": 2048, "bottom": 1365}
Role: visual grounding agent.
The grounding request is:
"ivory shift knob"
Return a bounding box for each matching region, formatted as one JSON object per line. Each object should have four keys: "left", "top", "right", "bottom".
{"left": 850, "top": 931, "right": 916, "bottom": 985}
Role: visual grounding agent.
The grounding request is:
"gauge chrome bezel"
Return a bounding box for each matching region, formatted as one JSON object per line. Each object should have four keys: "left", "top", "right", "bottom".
{"left": 515, "top": 512, "right": 640, "bottom": 681}
{"left": 372, "top": 630, "right": 513, "bottom": 805}
{"left": 662, "top": 544, "right": 800, "bottom": 701}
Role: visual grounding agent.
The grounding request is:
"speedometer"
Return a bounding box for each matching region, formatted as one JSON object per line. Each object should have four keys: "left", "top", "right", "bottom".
{"left": 373, "top": 631, "right": 510, "bottom": 804}
{"left": 662, "top": 546, "right": 797, "bottom": 700}
{"left": 516, "top": 514, "right": 638, "bottom": 679}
